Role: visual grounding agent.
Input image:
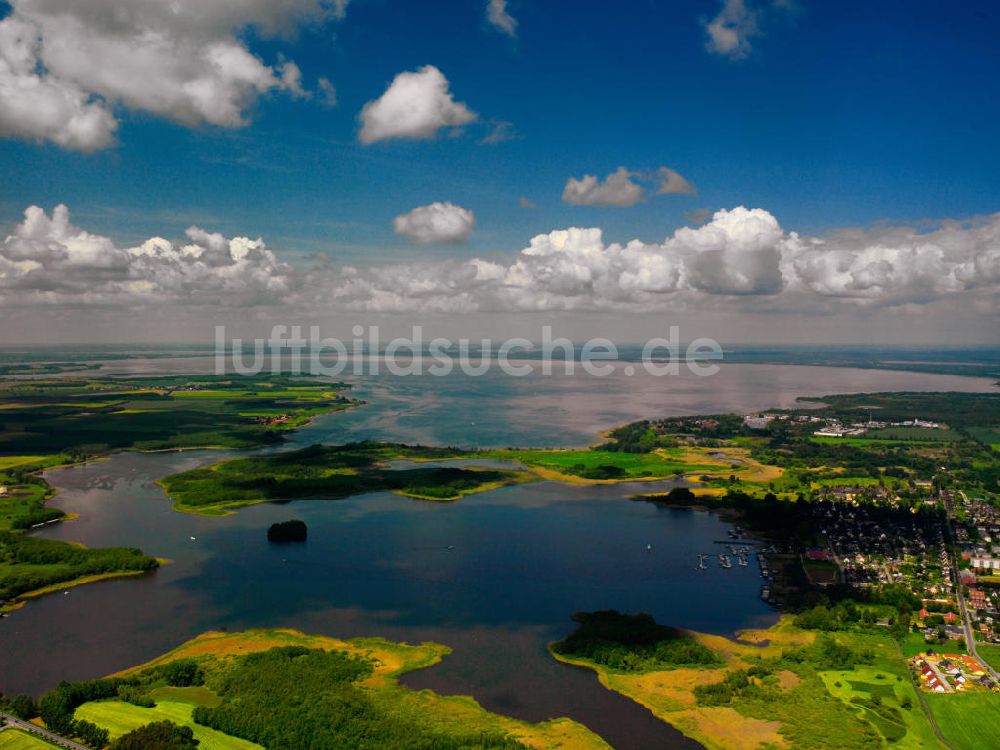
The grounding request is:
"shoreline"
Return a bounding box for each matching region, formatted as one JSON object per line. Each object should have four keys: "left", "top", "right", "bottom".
{"left": 1, "top": 566, "right": 164, "bottom": 614}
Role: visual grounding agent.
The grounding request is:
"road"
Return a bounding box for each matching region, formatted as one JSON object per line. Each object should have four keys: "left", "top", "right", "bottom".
{"left": 950, "top": 553, "right": 1000, "bottom": 682}
{"left": 0, "top": 711, "right": 90, "bottom": 750}
{"left": 942, "top": 495, "right": 1000, "bottom": 683}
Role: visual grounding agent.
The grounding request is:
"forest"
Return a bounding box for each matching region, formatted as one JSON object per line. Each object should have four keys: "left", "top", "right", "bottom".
{"left": 191, "top": 646, "right": 527, "bottom": 750}
{"left": 0, "top": 531, "right": 159, "bottom": 602}
{"left": 551, "top": 610, "right": 722, "bottom": 672}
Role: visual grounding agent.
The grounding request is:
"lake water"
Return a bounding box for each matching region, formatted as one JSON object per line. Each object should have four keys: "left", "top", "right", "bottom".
{"left": 0, "top": 362, "right": 995, "bottom": 749}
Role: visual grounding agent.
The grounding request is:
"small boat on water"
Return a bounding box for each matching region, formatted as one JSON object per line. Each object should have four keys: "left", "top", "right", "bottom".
{"left": 719, "top": 554, "right": 732, "bottom": 569}
{"left": 697, "top": 554, "right": 709, "bottom": 570}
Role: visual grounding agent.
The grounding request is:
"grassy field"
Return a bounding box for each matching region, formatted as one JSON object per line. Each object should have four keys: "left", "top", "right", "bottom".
{"left": 0, "top": 475, "right": 59, "bottom": 532}
{"left": 924, "top": 693, "right": 1000, "bottom": 750}
{"left": 820, "top": 665, "right": 941, "bottom": 749}
{"left": 482, "top": 447, "right": 719, "bottom": 482}
{"left": 898, "top": 632, "right": 966, "bottom": 659}
{"left": 99, "top": 628, "right": 608, "bottom": 750}
{"left": 76, "top": 701, "right": 262, "bottom": 750}
{"left": 0, "top": 731, "right": 58, "bottom": 749}
{"left": 975, "top": 643, "right": 1000, "bottom": 672}
{"left": 550, "top": 616, "right": 947, "bottom": 750}
{"left": 0, "top": 456, "right": 69, "bottom": 471}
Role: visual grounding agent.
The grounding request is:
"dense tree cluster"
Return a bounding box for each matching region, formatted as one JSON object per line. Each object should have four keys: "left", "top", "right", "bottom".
{"left": 192, "top": 646, "right": 527, "bottom": 749}
{"left": 552, "top": 611, "right": 721, "bottom": 672}
{"left": 694, "top": 668, "right": 764, "bottom": 706}
{"left": 0, "top": 691, "right": 38, "bottom": 720}
{"left": 267, "top": 519, "right": 308, "bottom": 543}
{"left": 598, "top": 421, "right": 679, "bottom": 453}
{"left": 110, "top": 720, "right": 199, "bottom": 750}
{"left": 39, "top": 678, "right": 120, "bottom": 744}
{"left": 155, "top": 659, "right": 205, "bottom": 688}
{"left": 0, "top": 530, "right": 158, "bottom": 600}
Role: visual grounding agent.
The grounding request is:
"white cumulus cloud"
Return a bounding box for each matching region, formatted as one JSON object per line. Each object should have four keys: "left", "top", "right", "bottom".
{"left": 673, "top": 206, "right": 784, "bottom": 295}
{"left": 2, "top": 204, "right": 997, "bottom": 318}
{"left": 392, "top": 201, "right": 476, "bottom": 244}
{"left": 0, "top": 0, "right": 344, "bottom": 150}
{"left": 358, "top": 65, "right": 477, "bottom": 144}
{"left": 0, "top": 205, "right": 296, "bottom": 306}
{"left": 0, "top": 16, "right": 117, "bottom": 150}
{"left": 325, "top": 209, "right": 1000, "bottom": 313}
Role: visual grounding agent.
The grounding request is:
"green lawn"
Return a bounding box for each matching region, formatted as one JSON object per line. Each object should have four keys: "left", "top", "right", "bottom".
{"left": 76, "top": 700, "right": 262, "bottom": 750}
{"left": 483, "top": 447, "right": 715, "bottom": 480}
{"left": 0, "top": 730, "right": 58, "bottom": 749}
{"left": 925, "top": 693, "right": 1000, "bottom": 750}
{"left": 899, "top": 631, "right": 966, "bottom": 658}
{"left": 0, "top": 455, "right": 67, "bottom": 471}
{"left": 147, "top": 685, "right": 221, "bottom": 707}
{"left": 819, "top": 664, "right": 941, "bottom": 750}
{"left": 0, "top": 475, "right": 60, "bottom": 532}
{"left": 976, "top": 644, "right": 1000, "bottom": 673}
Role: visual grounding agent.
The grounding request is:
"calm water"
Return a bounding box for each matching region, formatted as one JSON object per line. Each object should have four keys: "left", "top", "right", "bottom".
{"left": 0, "top": 363, "right": 995, "bottom": 748}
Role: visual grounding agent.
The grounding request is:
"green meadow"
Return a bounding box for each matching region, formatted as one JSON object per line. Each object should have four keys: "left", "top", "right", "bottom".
{"left": 75, "top": 701, "right": 262, "bottom": 750}
{"left": 0, "top": 730, "right": 58, "bottom": 749}
{"left": 551, "top": 614, "right": 949, "bottom": 750}
{"left": 482, "top": 447, "right": 717, "bottom": 481}
{"left": 924, "top": 693, "right": 1000, "bottom": 750}
{"left": 976, "top": 644, "right": 1000, "bottom": 673}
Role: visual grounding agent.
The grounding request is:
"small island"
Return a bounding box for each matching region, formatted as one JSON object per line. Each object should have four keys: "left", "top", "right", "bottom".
{"left": 0, "top": 374, "right": 358, "bottom": 611}
{"left": 267, "top": 520, "right": 308, "bottom": 543}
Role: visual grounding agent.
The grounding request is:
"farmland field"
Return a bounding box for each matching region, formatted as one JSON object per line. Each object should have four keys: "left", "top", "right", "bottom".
{"left": 924, "top": 693, "right": 1000, "bottom": 750}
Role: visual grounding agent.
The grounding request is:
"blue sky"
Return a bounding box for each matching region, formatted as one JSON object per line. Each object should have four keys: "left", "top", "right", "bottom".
{"left": 0, "top": 0, "right": 997, "bottom": 344}
{"left": 2, "top": 0, "right": 999, "bottom": 262}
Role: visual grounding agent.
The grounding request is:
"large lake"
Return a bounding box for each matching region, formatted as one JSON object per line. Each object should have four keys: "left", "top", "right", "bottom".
{"left": 1, "top": 361, "right": 995, "bottom": 749}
